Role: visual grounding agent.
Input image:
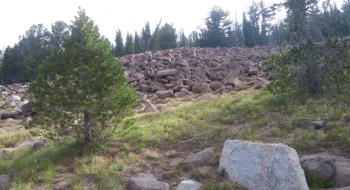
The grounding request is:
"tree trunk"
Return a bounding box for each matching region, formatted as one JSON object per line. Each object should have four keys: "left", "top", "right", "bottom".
{"left": 83, "top": 108, "right": 93, "bottom": 143}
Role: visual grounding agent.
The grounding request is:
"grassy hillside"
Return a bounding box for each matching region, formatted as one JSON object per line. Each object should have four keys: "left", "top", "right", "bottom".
{"left": 1, "top": 88, "right": 349, "bottom": 189}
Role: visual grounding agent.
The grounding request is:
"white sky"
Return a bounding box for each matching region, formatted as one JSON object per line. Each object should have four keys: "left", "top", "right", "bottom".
{"left": 0, "top": 0, "right": 344, "bottom": 50}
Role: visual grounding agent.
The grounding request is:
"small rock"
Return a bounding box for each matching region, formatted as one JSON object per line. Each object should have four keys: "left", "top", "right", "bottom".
{"left": 0, "top": 127, "right": 13, "bottom": 133}
{"left": 298, "top": 119, "right": 326, "bottom": 129}
{"left": 0, "top": 175, "right": 11, "bottom": 190}
{"left": 9, "top": 95, "right": 21, "bottom": 101}
{"left": 248, "top": 67, "right": 259, "bottom": 76}
{"left": 143, "top": 103, "right": 159, "bottom": 113}
{"left": 127, "top": 173, "right": 170, "bottom": 190}
{"left": 300, "top": 154, "right": 350, "bottom": 188}
{"left": 177, "top": 140, "right": 200, "bottom": 152}
{"left": 156, "top": 69, "right": 178, "bottom": 77}
{"left": 155, "top": 90, "right": 173, "bottom": 99}
{"left": 176, "top": 180, "right": 202, "bottom": 190}
{"left": 179, "top": 147, "right": 215, "bottom": 171}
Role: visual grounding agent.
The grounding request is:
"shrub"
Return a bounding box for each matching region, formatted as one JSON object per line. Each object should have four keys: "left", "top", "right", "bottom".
{"left": 264, "top": 38, "right": 350, "bottom": 94}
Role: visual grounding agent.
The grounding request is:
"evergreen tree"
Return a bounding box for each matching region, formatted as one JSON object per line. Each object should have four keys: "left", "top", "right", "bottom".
{"left": 198, "top": 6, "right": 232, "bottom": 47}
{"left": 148, "top": 19, "right": 162, "bottom": 50}
{"left": 259, "top": 1, "right": 275, "bottom": 45}
{"left": 29, "top": 8, "right": 139, "bottom": 144}
{"left": 158, "top": 23, "right": 177, "bottom": 50}
{"left": 232, "top": 19, "right": 245, "bottom": 47}
{"left": 284, "top": 0, "right": 320, "bottom": 44}
{"left": 243, "top": 13, "right": 256, "bottom": 47}
{"left": 141, "top": 22, "right": 151, "bottom": 51}
{"left": 114, "top": 29, "right": 124, "bottom": 57}
{"left": 134, "top": 31, "right": 141, "bottom": 54}
{"left": 178, "top": 29, "right": 188, "bottom": 47}
{"left": 2, "top": 46, "right": 16, "bottom": 84}
{"left": 188, "top": 31, "right": 199, "bottom": 47}
{"left": 124, "top": 33, "right": 135, "bottom": 55}
{"left": 50, "top": 21, "right": 69, "bottom": 50}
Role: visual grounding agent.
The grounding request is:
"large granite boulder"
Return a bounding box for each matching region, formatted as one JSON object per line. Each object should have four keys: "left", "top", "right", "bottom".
{"left": 218, "top": 140, "right": 309, "bottom": 190}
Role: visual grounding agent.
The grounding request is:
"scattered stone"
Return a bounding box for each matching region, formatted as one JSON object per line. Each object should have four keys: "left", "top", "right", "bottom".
{"left": 209, "top": 81, "right": 223, "bottom": 91}
{"left": 1, "top": 111, "right": 19, "bottom": 119}
{"left": 218, "top": 140, "right": 309, "bottom": 190}
{"left": 176, "top": 180, "right": 202, "bottom": 190}
{"left": 16, "top": 140, "right": 48, "bottom": 151}
{"left": 177, "top": 140, "right": 200, "bottom": 152}
{"left": 9, "top": 95, "right": 21, "bottom": 101}
{"left": 156, "top": 69, "right": 178, "bottom": 77}
{"left": 179, "top": 147, "right": 215, "bottom": 171}
{"left": 127, "top": 173, "right": 170, "bottom": 190}
{"left": 300, "top": 154, "right": 336, "bottom": 180}
{"left": 82, "top": 174, "right": 99, "bottom": 190}
{"left": 248, "top": 67, "right": 259, "bottom": 76}
{"left": 0, "top": 175, "right": 11, "bottom": 190}
{"left": 192, "top": 83, "right": 212, "bottom": 94}
{"left": 300, "top": 154, "right": 350, "bottom": 188}
{"left": 155, "top": 90, "right": 173, "bottom": 99}
{"left": 298, "top": 118, "right": 326, "bottom": 129}
{"left": 143, "top": 103, "right": 159, "bottom": 113}
{"left": 1, "top": 100, "right": 16, "bottom": 111}
{"left": 0, "top": 127, "right": 13, "bottom": 133}
{"left": 20, "top": 101, "right": 33, "bottom": 117}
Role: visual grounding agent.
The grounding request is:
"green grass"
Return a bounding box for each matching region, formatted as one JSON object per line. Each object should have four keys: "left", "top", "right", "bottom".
{"left": 1, "top": 89, "right": 350, "bottom": 188}
{"left": 306, "top": 173, "right": 336, "bottom": 189}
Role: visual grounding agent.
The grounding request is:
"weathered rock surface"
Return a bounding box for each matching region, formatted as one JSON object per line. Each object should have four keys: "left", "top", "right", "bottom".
{"left": 218, "top": 140, "right": 309, "bottom": 190}
{"left": 127, "top": 173, "right": 170, "bottom": 190}
{"left": 0, "top": 175, "right": 11, "bottom": 190}
{"left": 300, "top": 154, "right": 350, "bottom": 188}
{"left": 179, "top": 147, "right": 215, "bottom": 171}
{"left": 176, "top": 180, "right": 202, "bottom": 190}
{"left": 120, "top": 46, "right": 286, "bottom": 99}
{"left": 176, "top": 140, "right": 200, "bottom": 152}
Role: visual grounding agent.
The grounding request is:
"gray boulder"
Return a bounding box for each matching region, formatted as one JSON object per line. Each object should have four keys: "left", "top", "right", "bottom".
{"left": 218, "top": 140, "right": 309, "bottom": 190}
{"left": 300, "top": 154, "right": 350, "bottom": 188}
{"left": 0, "top": 175, "right": 11, "bottom": 190}
{"left": 179, "top": 147, "right": 215, "bottom": 171}
{"left": 176, "top": 180, "right": 202, "bottom": 190}
{"left": 191, "top": 83, "right": 213, "bottom": 94}
{"left": 155, "top": 90, "right": 173, "bottom": 99}
{"left": 127, "top": 173, "right": 170, "bottom": 190}
{"left": 177, "top": 139, "right": 200, "bottom": 152}
{"left": 156, "top": 69, "right": 178, "bottom": 77}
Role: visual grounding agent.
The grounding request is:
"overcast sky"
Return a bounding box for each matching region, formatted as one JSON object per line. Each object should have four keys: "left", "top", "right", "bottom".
{"left": 0, "top": 0, "right": 344, "bottom": 50}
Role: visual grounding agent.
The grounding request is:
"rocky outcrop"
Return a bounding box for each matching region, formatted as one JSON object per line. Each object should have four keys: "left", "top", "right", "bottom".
{"left": 120, "top": 46, "right": 284, "bottom": 99}
{"left": 218, "top": 140, "right": 309, "bottom": 190}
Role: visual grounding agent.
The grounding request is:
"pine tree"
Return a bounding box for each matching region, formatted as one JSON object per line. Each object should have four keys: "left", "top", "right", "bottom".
{"left": 178, "top": 29, "right": 188, "bottom": 47}
{"left": 141, "top": 22, "right": 151, "bottom": 51}
{"left": 124, "top": 33, "right": 135, "bottom": 55}
{"left": 243, "top": 13, "right": 256, "bottom": 47}
{"left": 284, "top": 0, "right": 320, "bottom": 44}
{"left": 114, "top": 29, "right": 124, "bottom": 57}
{"left": 148, "top": 19, "right": 162, "bottom": 50}
{"left": 28, "top": 8, "right": 139, "bottom": 144}
{"left": 134, "top": 31, "right": 141, "bottom": 54}
{"left": 158, "top": 23, "right": 177, "bottom": 50}
{"left": 198, "top": 6, "right": 232, "bottom": 47}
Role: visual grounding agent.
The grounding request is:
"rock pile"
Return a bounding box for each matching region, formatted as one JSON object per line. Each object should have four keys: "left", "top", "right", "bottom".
{"left": 119, "top": 46, "right": 284, "bottom": 100}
